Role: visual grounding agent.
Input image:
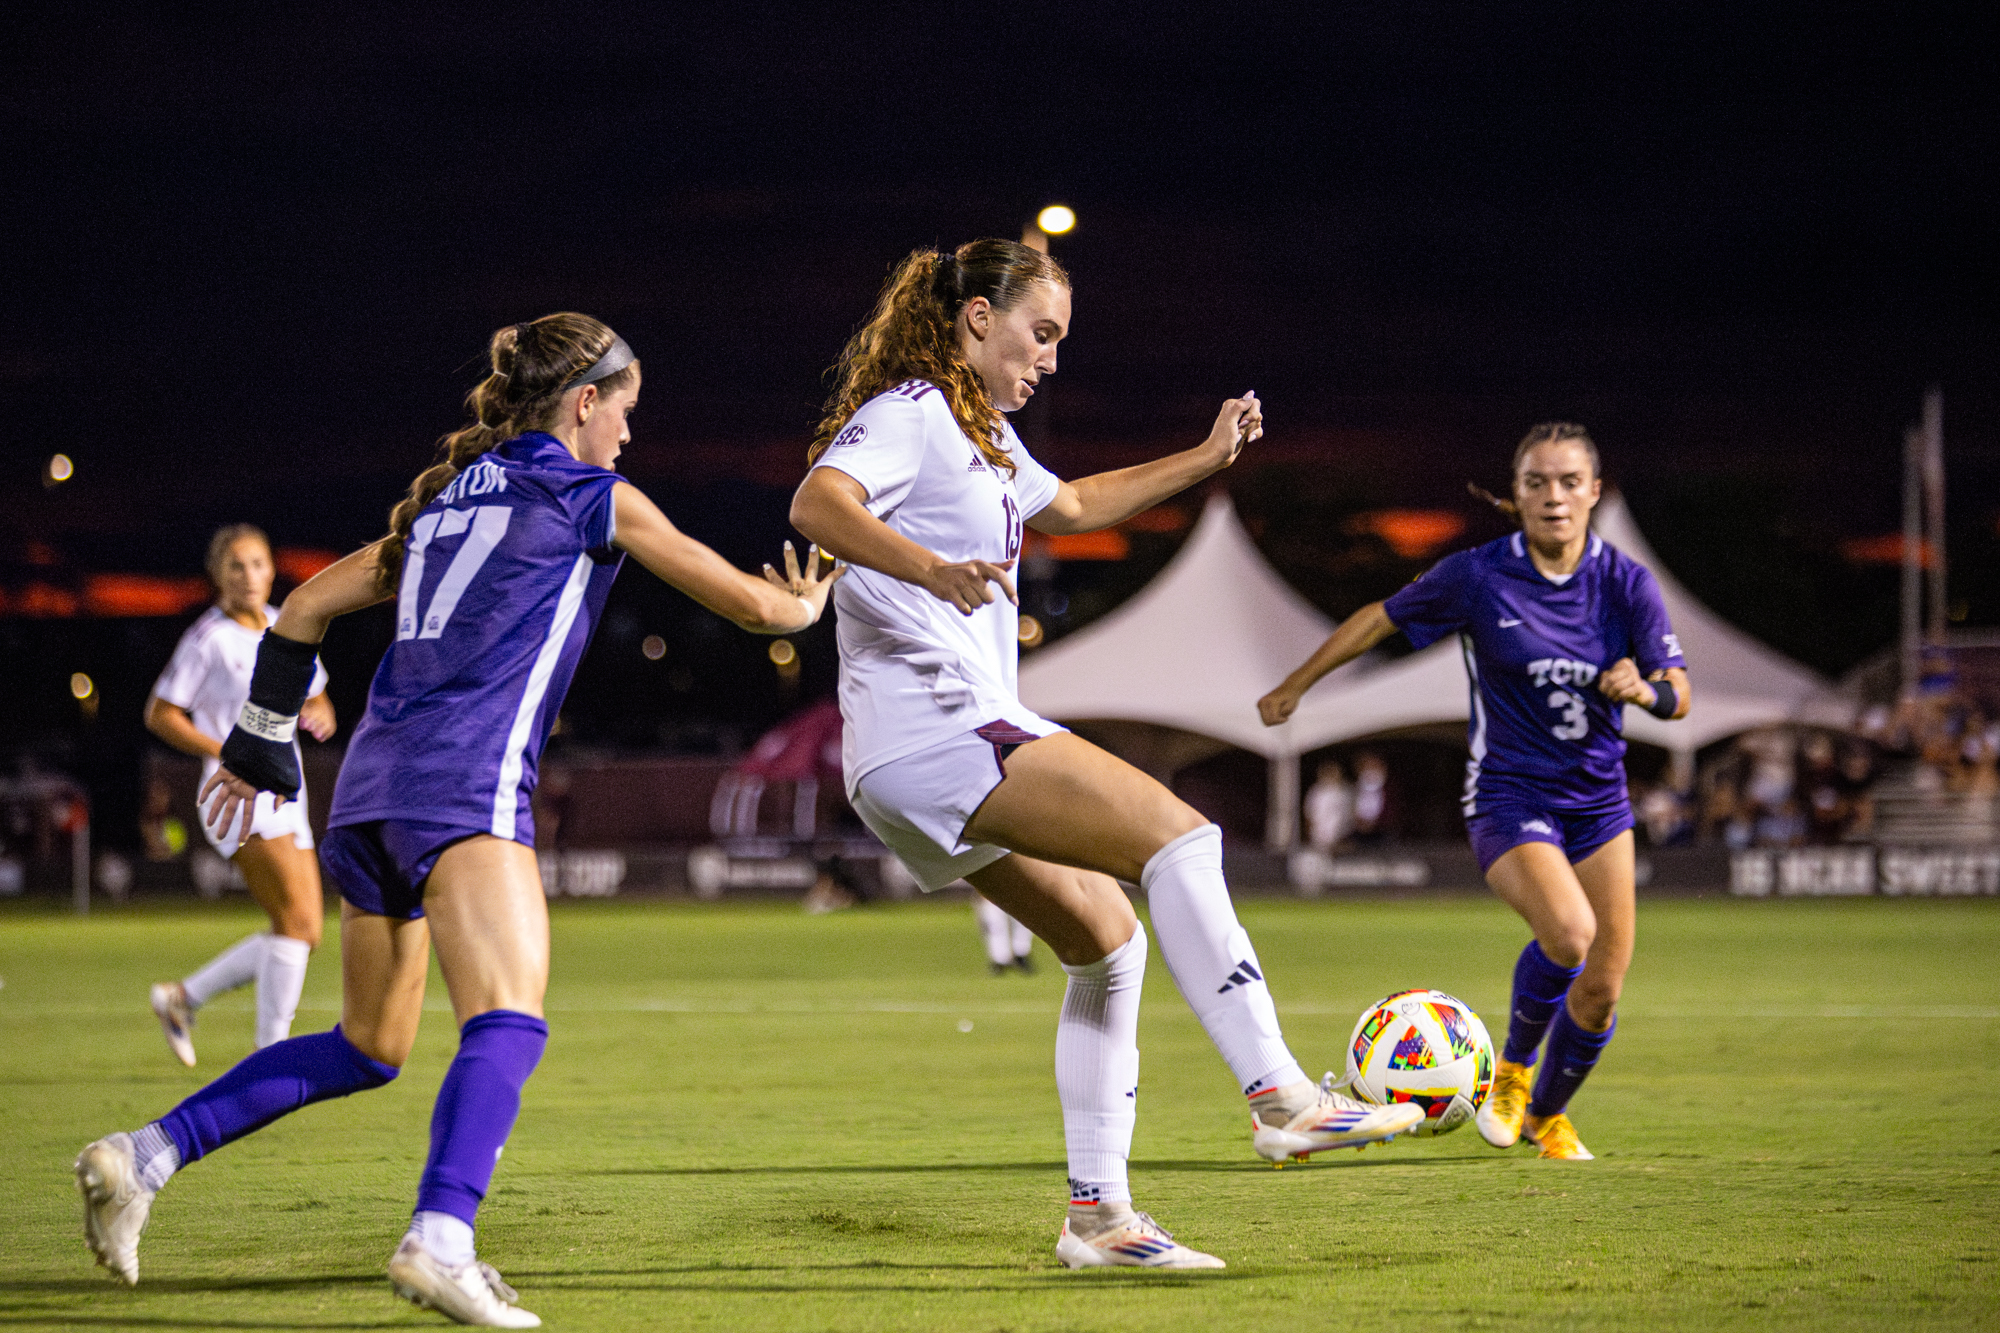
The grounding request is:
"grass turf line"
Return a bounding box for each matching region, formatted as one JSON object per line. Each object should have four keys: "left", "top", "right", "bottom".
{"left": 1, "top": 894, "right": 1995, "bottom": 1331}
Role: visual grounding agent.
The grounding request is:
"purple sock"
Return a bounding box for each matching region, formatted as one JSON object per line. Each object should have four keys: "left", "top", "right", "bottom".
{"left": 414, "top": 1010, "right": 548, "bottom": 1226}
{"left": 1502, "top": 941, "right": 1583, "bottom": 1066}
{"left": 1528, "top": 1007, "right": 1617, "bottom": 1117}
{"left": 159, "top": 1026, "right": 398, "bottom": 1166}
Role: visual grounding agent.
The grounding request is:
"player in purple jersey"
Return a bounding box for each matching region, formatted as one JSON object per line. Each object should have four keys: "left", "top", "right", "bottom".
{"left": 792, "top": 239, "right": 1421, "bottom": 1271}
{"left": 74, "top": 313, "right": 838, "bottom": 1326}
{"left": 1260, "top": 424, "right": 1691, "bottom": 1162}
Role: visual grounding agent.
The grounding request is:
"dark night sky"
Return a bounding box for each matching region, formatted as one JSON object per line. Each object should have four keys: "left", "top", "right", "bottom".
{"left": 4, "top": 4, "right": 1998, "bottom": 809}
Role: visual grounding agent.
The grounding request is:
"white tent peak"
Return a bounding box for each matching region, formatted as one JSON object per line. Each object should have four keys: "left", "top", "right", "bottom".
{"left": 1018, "top": 492, "right": 1341, "bottom": 758}
{"left": 1019, "top": 487, "right": 1836, "bottom": 762}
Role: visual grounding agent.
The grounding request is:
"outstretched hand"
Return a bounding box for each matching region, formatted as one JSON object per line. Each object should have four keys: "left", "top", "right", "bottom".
{"left": 198, "top": 766, "right": 280, "bottom": 845}
{"left": 1202, "top": 391, "right": 1263, "bottom": 469}
{"left": 1596, "top": 657, "right": 1658, "bottom": 708}
{"left": 763, "top": 540, "right": 846, "bottom": 626}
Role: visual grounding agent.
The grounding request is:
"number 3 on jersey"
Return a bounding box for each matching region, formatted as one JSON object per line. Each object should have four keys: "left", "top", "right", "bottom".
{"left": 398, "top": 506, "right": 512, "bottom": 640}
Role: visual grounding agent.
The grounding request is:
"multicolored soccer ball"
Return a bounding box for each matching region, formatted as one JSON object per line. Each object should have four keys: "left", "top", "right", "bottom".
{"left": 1343, "top": 989, "right": 1495, "bottom": 1136}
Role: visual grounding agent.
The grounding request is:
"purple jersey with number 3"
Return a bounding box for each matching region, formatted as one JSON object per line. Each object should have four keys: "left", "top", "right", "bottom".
{"left": 1383, "top": 530, "right": 1685, "bottom": 812}
{"left": 329, "top": 433, "right": 624, "bottom": 842}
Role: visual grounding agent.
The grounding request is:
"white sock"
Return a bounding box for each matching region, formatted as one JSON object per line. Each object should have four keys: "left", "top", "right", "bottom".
{"left": 254, "top": 935, "right": 311, "bottom": 1048}
{"left": 129, "top": 1123, "right": 180, "bottom": 1192}
{"left": 1057, "top": 923, "right": 1145, "bottom": 1210}
{"left": 182, "top": 933, "right": 268, "bottom": 1009}
{"left": 973, "top": 895, "right": 1015, "bottom": 968}
{"left": 408, "top": 1210, "right": 475, "bottom": 1267}
{"left": 1141, "top": 825, "right": 1307, "bottom": 1097}
{"left": 1010, "top": 916, "right": 1034, "bottom": 962}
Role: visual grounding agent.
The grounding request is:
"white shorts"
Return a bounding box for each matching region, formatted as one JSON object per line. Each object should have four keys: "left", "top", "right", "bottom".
{"left": 850, "top": 719, "right": 1065, "bottom": 892}
{"left": 202, "top": 785, "right": 315, "bottom": 861}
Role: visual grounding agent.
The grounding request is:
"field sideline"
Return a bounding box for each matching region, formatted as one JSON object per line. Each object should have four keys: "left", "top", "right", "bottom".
{"left": 2, "top": 894, "right": 1996, "bottom": 1331}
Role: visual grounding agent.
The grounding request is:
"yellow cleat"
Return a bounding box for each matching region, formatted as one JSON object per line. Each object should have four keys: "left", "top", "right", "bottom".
{"left": 1476, "top": 1058, "right": 1533, "bottom": 1148}
{"left": 1521, "top": 1112, "right": 1594, "bottom": 1161}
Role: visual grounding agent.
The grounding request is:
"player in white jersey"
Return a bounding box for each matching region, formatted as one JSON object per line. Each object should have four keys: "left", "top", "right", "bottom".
{"left": 790, "top": 239, "right": 1423, "bottom": 1270}
{"left": 144, "top": 524, "right": 335, "bottom": 1064}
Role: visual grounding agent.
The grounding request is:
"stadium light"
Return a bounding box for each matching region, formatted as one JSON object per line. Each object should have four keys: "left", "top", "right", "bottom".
{"left": 70, "top": 672, "right": 94, "bottom": 701}
{"left": 641, "top": 634, "right": 666, "bottom": 661}
{"left": 45, "top": 453, "right": 74, "bottom": 487}
{"left": 1036, "top": 205, "right": 1076, "bottom": 236}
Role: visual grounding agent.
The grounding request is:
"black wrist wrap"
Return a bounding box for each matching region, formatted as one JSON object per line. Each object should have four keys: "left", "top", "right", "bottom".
{"left": 1644, "top": 678, "right": 1680, "bottom": 719}
{"left": 217, "top": 631, "right": 319, "bottom": 798}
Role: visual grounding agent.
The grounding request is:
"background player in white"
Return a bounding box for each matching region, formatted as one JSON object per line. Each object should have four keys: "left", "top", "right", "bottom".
{"left": 75, "top": 314, "right": 839, "bottom": 1326}
{"left": 973, "top": 892, "right": 1034, "bottom": 974}
{"left": 144, "top": 524, "right": 334, "bottom": 1063}
{"left": 791, "top": 240, "right": 1422, "bottom": 1270}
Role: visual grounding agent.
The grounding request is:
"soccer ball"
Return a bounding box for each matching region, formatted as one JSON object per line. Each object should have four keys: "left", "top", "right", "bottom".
{"left": 1343, "top": 989, "right": 1495, "bottom": 1137}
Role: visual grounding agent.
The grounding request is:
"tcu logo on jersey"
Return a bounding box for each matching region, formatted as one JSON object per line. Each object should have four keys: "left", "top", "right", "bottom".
{"left": 1525, "top": 657, "right": 1599, "bottom": 689}
{"left": 1662, "top": 632, "right": 1682, "bottom": 659}
{"left": 829, "top": 422, "right": 866, "bottom": 451}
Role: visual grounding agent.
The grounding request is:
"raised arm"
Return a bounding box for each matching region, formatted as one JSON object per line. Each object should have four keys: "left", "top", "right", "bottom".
{"left": 613, "top": 482, "right": 833, "bottom": 634}
{"left": 1258, "top": 601, "right": 1401, "bottom": 727}
{"left": 790, "top": 467, "right": 1018, "bottom": 616}
{"left": 1029, "top": 393, "right": 1261, "bottom": 535}
{"left": 271, "top": 541, "right": 397, "bottom": 644}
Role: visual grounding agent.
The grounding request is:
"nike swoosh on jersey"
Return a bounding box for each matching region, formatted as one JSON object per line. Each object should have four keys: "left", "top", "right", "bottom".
{"left": 1498, "top": 617, "right": 1524, "bottom": 627}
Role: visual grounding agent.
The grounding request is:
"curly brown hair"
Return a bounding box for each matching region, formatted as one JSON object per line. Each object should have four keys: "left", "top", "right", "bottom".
{"left": 376, "top": 313, "right": 637, "bottom": 594}
{"left": 810, "top": 239, "right": 1069, "bottom": 475}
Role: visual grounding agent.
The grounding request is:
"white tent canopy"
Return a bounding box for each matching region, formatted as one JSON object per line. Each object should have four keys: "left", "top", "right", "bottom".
{"left": 1019, "top": 492, "right": 1835, "bottom": 843}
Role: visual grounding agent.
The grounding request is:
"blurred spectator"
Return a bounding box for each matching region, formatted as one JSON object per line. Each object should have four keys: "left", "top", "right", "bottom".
{"left": 1302, "top": 760, "right": 1355, "bottom": 853}
{"left": 1351, "top": 752, "right": 1391, "bottom": 845}
{"left": 1801, "top": 734, "right": 1846, "bottom": 845}
{"left": 1636, "top": 782, "right": 1692, "bottom": 847}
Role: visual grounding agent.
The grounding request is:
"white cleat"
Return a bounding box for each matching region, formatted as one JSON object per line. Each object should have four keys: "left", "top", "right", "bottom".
{"left": 75, "top": 1133, "right": 155, "bottom": 1285}
{"left": 1056, "top": 1213, "right": 1225, "bottom": 1270}
{"left": 388, "top": 1238, "right": 542, "bottom": 1327}
{"left": 150, "top": 983, "right": 196, "bottom": 1067}
{"left": 1251, "top": 1077, "right": 1426, "bottom": 1165}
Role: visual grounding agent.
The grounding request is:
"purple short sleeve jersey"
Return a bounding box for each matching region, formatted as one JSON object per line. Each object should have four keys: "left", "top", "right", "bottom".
{"left": 1383, "top": 530, "right": 1685, "bottom": 812}
{"left": 329, "top": 433, "right": 625, "bottom": 843}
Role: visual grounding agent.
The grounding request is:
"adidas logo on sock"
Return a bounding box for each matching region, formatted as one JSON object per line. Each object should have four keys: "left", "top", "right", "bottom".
{"left": 1216, "top": 959, "right": 1264, "bottom": 994}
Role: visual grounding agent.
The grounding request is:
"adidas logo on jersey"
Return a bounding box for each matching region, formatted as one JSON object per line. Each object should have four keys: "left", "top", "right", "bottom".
{"left": 966, "top": 453, "right": 988, "bottom": 472}
{"left": 1217, "top": 959, "right": 1264, "bottom": 994}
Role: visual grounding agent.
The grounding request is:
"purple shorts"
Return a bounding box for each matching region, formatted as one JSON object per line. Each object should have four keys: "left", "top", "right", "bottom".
{"left": 1465, "top": 792, "right": 1633, "bottom": 875}
{"left": 319, "top": 820, "right": 487, "bottom": 920}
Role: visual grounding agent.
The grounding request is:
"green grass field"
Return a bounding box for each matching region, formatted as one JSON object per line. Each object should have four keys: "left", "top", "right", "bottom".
{"left": 2, "top": 893, "right": 1996, "bottom": 1331}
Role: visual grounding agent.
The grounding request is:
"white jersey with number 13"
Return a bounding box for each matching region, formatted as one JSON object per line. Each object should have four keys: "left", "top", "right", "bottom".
{"left": 811, "top": 380, "right": 1063, "bottom": 792}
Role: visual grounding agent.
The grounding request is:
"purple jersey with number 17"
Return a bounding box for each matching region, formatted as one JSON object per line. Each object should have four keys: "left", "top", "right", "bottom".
{"left": 329, "top": 433, "right": 625, "bottom": 843}
{"left": 1383, "top": 530, "right": 1685, "bottom": 812}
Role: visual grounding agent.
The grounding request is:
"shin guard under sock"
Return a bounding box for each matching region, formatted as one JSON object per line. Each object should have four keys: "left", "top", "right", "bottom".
{"left": 1057, "top": 925, "right": 1146, "bottom": 1208}
{"left": 1503, "top": 941, "right": 1584, "bottom": 1066}
{"left": 414, "top": 1010, "right": 548, "bottom": 1226}
{"left": 158, "top": 1026, "right": 398, "bottom": 1166}
{"left": 1528, "top": 1007, "right": 1617, "bottom": 1118}
{"left": 1142, "top": 824, "right": 1305, "bottom": 1095}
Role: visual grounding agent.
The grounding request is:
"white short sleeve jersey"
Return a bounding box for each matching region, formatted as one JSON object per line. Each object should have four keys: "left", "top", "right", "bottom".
{"left": 153, "top": 604, "right": 329, "bottom": 786}
{"left": 811, "top": 380, "right": 1064, "bottom": 789}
